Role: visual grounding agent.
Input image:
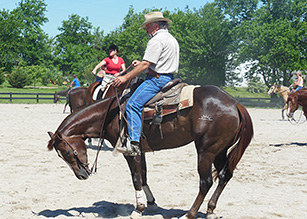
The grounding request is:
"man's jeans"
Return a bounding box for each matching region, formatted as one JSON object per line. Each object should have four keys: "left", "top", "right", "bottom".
{"left": 126, "top": 74, "right": 174, "bottom": 142}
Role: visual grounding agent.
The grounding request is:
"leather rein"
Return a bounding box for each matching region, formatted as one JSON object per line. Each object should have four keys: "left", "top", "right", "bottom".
{"left": 54, "top": 64, "right": 134, "bottom": 175}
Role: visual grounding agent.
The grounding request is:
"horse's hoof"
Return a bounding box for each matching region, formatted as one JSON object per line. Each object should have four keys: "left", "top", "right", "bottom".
{"left": 206, "top": 213, "right": 218, "bottom": 219}
{"left": 147, "top": 202, "right": 158, "bottom": 212}
{"left": 130, "top": 210, "right": 142, "bottom": 219}
{"left": 136, "top": 203, "right": 146, "bottom": 212}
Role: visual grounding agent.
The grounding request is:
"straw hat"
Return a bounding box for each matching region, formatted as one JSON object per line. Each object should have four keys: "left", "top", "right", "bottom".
{"left": 140, "top": 11, "right": 172, "bottom": 29}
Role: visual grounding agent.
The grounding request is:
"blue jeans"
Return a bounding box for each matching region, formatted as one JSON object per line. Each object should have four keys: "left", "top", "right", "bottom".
{"left": 294, "top": 86, "right": 303, "bottom": 92}
{"left": 126, "top": 74, "right": 174, "bottom": 142}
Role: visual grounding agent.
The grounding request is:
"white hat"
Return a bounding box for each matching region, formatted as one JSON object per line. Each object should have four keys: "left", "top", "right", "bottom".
{"left": 140, "top": 11, "right": 172, "bottom": 29}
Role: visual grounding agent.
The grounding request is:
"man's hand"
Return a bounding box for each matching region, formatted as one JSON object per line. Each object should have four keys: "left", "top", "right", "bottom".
{"left": 132, "top": 60, "right": 140, "bottom": 67}
{"left": 113, "top": 75, "right": 127, "bottom": 87}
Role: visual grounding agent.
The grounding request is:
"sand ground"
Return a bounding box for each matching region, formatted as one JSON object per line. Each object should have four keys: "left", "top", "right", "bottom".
{"left": 0, "top": 104, "right": 306, "bottom": 219}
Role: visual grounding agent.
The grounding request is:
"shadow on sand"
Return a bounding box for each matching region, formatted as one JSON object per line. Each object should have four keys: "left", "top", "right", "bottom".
{"left": 269, "top": 142, "right": 307, "bottom": 147}
{"left": 35, "top": 200, "right": 207, "bottom": 218}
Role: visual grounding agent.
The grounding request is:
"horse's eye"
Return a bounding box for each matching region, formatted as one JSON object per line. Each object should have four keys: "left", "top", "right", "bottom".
{"left": 65, "top": 150, "right": 70, "bottom": 156}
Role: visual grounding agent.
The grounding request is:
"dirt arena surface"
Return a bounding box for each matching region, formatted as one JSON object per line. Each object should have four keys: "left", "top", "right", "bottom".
{"left": 0, "top": 104, "right": 306, "bottom": 219}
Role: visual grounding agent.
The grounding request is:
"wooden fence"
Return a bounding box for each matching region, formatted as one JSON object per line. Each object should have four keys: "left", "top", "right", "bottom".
{"left": 0, "top": 92, "right": 65, "bottom": 103}
{"left": 0, "top": 92, "right": 284, "bottom": 107}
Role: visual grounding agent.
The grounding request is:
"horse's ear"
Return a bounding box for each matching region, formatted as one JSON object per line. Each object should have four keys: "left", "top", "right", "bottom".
{"left": 47, "top": 132, "right": 55, "bottom": 150}
{"left": 48, "top": 131, "right": 54, "bottom": 138}
{"left": 273, "top": 82, "right": 276, "bottom": 85}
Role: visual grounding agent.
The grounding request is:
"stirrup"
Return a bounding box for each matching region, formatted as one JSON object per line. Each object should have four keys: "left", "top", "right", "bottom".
{"left": 116, "top": 143, "right": 140, "bottom": 157}
{"left": 117, "top": 145, "right": 138, "bottom": 156}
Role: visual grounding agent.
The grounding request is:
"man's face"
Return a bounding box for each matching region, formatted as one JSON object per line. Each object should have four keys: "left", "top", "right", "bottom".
{"left": 146, "top": 23, "right": 158, "bottom": 38}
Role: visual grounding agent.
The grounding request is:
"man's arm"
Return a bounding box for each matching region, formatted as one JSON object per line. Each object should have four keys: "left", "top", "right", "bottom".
{"left": 113, "top": 60, "right": 151, "bottom": 86}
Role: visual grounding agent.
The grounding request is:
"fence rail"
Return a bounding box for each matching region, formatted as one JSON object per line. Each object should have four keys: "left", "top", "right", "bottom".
{"left": 0, "top": 92, "right": 65, "bottom": 103}
{"left": 0, "top": 92, "right": 284, "bottom": 107}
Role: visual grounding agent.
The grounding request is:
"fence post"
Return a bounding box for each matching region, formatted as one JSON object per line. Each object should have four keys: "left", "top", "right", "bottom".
{"left": 10, "top": 92, "right": 12, "bottom": 103}
{"left": 36, "top": 94, "right": 39, "bottom": 103}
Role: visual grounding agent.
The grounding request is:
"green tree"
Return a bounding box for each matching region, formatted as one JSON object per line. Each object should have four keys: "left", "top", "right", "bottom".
{"left": 0, "top": 9, "right": 23, "bottom": 71}
{"left": 234, "top": 0, "right": 307, "bottom": 87}
{"left": 13, "top": 0, "right": 50, "bottom": 66}
{"left": 53, "top": 14, "right": 95, "bottom": 79}
{"left": 171, "top": 4, "right": 234, "bottom": 86}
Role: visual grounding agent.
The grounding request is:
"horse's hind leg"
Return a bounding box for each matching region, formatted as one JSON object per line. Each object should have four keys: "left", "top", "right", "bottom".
{"left": 206, "top": 150, "right": 232, "bottom": 219}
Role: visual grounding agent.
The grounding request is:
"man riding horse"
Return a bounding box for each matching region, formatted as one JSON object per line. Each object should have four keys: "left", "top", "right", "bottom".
{"left": 113, "top": 11, "right": 179, "bottom": 156}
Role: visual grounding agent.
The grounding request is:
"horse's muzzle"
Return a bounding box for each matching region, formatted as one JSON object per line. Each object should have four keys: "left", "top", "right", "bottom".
{"left": 76, "top": 166, "right": 90, "bottom": 180}
{"left": 287, "top": 112, "right": 294, "bottom": 118}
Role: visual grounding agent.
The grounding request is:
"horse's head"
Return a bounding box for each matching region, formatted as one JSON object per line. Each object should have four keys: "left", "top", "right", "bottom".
{"left": 47, "top": 131, "right": 90, "bottom": 180}
{"left": 286, "top": 93, "right": 299, "bottom": 119}
{"left": 267, "top": 83, "right": 278, "bottom": 96}
{"left": 53, "top": 92, "right": 60, "bottom": 103}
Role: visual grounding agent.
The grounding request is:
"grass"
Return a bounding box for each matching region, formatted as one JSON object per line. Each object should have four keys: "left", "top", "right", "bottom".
{"left": 222, "top": 86, "right": 268, "bottom": 98}
{"left": 0, "top": 83, "right": 270, "bottom": 104}
{"left": 0, "top": 83, "right": 69, "bottom": 104}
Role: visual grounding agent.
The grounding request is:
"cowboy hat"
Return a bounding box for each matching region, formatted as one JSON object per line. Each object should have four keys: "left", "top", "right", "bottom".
{"left": 140, "top": 11, "right": 172, "bottom": 29}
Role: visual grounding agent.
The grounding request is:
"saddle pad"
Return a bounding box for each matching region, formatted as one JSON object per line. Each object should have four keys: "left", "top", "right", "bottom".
{"left": 143, "top": 85, "right": 200, "bottom": 120}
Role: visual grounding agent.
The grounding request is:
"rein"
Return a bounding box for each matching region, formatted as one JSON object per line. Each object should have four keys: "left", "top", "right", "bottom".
{"left": 278, "top": 88, "right": 289, "bottom": 94}
{"left": 288, "top": 108, "right": 306, "bottom": 125}
{"left": 88, "top": 67, "right": 134, "bottom": 172}
{"left": 54, "top": 65, "right": 135, "bottom": 175}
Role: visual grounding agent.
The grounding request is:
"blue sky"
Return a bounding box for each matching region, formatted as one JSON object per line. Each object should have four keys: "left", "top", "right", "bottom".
{"left": 1, "top": 0, "right": 213, "bottom": 37}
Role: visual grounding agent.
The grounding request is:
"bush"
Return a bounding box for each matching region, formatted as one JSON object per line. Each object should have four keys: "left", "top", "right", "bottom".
{"left": 7, "top": 65, "right": 31, "bottom": 88}
{"left": 247, "top": 78, "right": 267, "bottom": 93}
{"left": 0, "top": 67, "right": 5, "bottom": 85}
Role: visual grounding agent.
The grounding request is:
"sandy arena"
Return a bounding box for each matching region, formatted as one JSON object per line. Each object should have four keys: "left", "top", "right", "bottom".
{"left": 0, "top": 103, "right": 306, "bottom": 219}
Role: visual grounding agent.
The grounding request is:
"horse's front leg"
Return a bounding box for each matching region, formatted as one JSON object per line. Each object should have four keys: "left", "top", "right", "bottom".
{"left": 63, "top": 102, "right": 68, "bottom": 113}
{"left": 125, "top": 154, "right": 146, "bottom": 216}
{"left": 140, "top": 153, "right": 158, "bottom": 212}
{"left": 281, "top": 104, "right": 288, "bottom": 120}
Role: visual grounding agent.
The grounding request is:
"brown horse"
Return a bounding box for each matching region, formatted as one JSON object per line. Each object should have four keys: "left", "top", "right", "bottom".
{"left": 267, "top": 83, "right": 290, "bottom": 120}
{"left": 286, "top": 88, "right": 307, "bottom": 120}
{"left": 53, "top": 88, "right": 70, "bottom": 113}
{"left": 47, "top": 84, "right": 253, "bottom": 219}
{"left": 53, "top": 82, "right": 101, "bottom": 113}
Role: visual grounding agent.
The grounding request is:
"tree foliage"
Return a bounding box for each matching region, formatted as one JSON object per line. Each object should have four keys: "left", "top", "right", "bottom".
{"left": 232, "top": 0, "right": 307, "bottom": 87}
{"left": 1, "top": 0, "right": 306, "bottom": 88}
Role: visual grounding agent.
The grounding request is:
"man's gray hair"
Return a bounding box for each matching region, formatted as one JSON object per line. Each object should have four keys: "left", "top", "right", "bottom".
{"left": 153, "top": 21, "right": 169, "bottom": 30}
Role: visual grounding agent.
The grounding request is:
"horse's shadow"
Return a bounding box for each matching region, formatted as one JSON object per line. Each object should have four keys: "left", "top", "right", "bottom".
{"left": 34, "top": 200, "right": 207, "bottom": 218}
{"left": 270, "top": 142, "right": 307, "bottom": 147}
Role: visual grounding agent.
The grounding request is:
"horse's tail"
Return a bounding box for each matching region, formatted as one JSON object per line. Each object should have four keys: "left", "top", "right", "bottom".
{"left": 228, "top": 103, "right": 254, "bottom": 174}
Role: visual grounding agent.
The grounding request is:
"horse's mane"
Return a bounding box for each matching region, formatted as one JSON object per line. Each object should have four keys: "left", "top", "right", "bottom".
{"left": 47, "top": 92, "right": 120, "bottom": 151}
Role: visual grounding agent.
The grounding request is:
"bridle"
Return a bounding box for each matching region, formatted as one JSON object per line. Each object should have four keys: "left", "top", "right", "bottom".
{"left": 54, "top": 133, "right": 92, "bottom": 175}
{"left": 53, "top": 64, "right": 135, "bottom": 175}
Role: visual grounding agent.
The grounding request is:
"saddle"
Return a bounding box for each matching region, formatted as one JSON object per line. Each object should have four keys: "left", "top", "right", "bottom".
{"left": 115, "top": 78, "right": 199, "bottom": 153}
{"left": 142, "top": 78, "right": 197, "bottom": 124}
{"left": 120, "top": 78, "right": 198, "bottom": 126}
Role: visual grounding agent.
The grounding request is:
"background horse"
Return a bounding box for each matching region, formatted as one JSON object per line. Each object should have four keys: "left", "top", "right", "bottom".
{"left": 286, "top": 88, "right": 307, "bottom": 120}
{"left": 53, "top": 82, "right": 101, "bottom": 113}
{"left": 268, "top": 83, "right": 290, "bottom": 120}
{"left": 47, "top": 84, "right": 253, "bottom": 219}
{"left": 53, "top": 89, "right": 70, "bottom": 113}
